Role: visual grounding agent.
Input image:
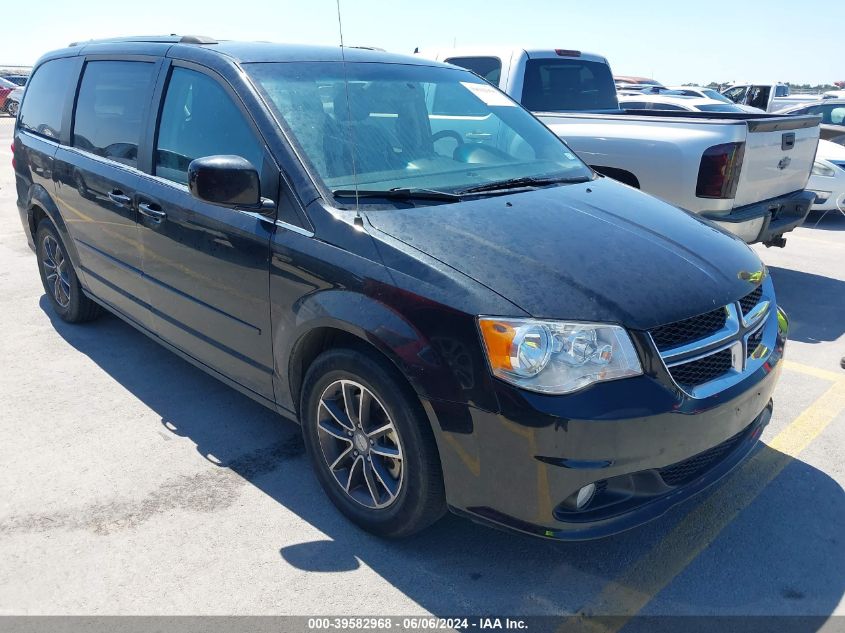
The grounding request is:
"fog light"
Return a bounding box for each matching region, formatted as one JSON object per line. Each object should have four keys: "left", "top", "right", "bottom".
{"left": 575, "top": 483, "right": 596, "bottom": 509}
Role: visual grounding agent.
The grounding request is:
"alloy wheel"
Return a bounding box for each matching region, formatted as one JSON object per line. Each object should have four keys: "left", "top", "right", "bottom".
{"left": 316, "top": 379, "right": 404, "bottom": 509}
{"left": 42, "top": 235, "right": 71, "bottom": 308}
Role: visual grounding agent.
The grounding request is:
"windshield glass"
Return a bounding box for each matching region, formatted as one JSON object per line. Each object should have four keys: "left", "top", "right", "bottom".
{"left": 700, "top": 89, "right": 732, "bottom": 103}
{"left": 246, "top": 62, "right": 592, "bottom": 197}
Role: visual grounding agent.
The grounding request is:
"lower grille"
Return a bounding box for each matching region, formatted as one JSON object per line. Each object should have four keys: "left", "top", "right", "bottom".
{"left": 659, "top": 427, "right": 747, "bottom": 486}
{"left": 668, "top": 348, "right": 733, "bottom": 388}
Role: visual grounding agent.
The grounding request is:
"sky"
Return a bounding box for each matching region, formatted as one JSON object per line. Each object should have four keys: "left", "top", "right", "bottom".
{"left": 0, "top": 0, "right": 839, "bottom": 86}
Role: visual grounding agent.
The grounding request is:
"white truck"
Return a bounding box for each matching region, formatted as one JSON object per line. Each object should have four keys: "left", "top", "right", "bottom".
{"left": 417, "top": 47, "right": 820, "bottom": 246}
{"left": 721, "top": 83, "right": 821, "bottom": 113}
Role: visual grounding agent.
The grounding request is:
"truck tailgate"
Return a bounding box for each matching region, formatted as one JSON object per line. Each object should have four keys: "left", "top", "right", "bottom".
{"left": 733, "top": 115, "right": 820, "bottom": 207}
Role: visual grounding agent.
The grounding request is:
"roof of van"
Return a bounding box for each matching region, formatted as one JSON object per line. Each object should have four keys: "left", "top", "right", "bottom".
{"left": 55, "top": 36, "right": 442, "bottom": 67}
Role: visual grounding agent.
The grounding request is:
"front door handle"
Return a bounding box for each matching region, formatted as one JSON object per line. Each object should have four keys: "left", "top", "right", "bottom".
{"left": 138, "top": 202, "right": 167, "bottom": 222}
{"left": 108, "top": 189, "right": 132, "bottom": 206}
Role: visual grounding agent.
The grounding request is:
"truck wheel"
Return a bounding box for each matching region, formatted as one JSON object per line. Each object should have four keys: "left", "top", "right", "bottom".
{"left": 35, "top": 219, "right": 101, "bottom": 323}
{"left": 301, "top": 348, "right": 446, "bottom": 537}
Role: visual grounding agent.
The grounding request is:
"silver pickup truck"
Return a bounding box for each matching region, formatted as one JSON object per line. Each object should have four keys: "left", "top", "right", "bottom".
{"left": 418, "top": 47, "right": 821, "bottom": 247}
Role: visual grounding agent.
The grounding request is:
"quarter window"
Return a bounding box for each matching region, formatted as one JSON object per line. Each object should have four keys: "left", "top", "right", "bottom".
{"left": 445, "top": 56, "right": 502, "bottom": 86}
{"left": 72, "top": 61, "right": 156, "bottom": 167}
{"left": 19, "top": 57, "right": 77, "bottom": 140}
{"left": 155, "top": 67, "right": 263, "bottom": 185}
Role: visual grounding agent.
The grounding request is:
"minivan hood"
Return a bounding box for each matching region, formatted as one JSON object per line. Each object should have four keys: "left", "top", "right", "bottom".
{"left": 365, "top": 178, "right": 764, "bottom": 330}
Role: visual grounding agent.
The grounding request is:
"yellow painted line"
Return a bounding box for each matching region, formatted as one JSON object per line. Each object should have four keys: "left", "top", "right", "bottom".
{"left": 783, "top": 359, "right": 845, "bottom": 384}
{"left": 560, "top": 380, "right": 845, "bottom": 633}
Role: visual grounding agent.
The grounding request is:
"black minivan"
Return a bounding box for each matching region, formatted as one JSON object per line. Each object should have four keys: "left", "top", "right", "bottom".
{"left": 14, "top": 36, "right": 787, "bottom": 540}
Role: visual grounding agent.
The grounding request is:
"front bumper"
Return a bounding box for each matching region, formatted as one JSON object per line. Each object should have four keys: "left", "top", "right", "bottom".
{"left": 427, "top": 305, "right": 786, "bottom": 541}
{"left": 701, "top": 190, "right": 815, "bottom": 245}
{"left": 807, "top": 166, "right": 845, "bottom": 212}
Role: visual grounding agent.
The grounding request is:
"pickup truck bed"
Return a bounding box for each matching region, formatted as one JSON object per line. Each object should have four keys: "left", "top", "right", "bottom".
{"left": 537, "top": 109, "right": 820, "bottom": 244}
{"left": 419, "top": 47, "right": 821, "bottom": 246}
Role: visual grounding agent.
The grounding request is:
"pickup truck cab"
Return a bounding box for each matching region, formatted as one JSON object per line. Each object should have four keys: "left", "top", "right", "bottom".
{"left": 722, "top": 83, "right": 820, "bottom": 113}
{"left": 15, "top": 37, "right": 787, "bottom": 540}
{"left": 418, "top": 47, "right": 820, "bottom": 247}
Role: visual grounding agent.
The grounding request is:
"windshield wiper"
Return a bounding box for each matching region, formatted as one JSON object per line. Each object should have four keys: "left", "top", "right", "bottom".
{"left": 458, "top": 175, "right": 590, "bottom": 195}
{"left": 332, "top": 187, "right": 461, "bottom": 202}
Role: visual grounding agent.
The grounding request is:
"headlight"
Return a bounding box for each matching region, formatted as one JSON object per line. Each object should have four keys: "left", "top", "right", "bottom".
{"left": 478, "top": 317, "right": 642, "bottom": 394}
{"left": 812, "top": 161, "right": 836, "bottom": 177}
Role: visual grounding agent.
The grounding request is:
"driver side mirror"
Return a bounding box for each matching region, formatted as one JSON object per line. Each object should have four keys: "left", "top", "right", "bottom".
{"left": 188, "top": 155, "right": 261, "bottom": 208}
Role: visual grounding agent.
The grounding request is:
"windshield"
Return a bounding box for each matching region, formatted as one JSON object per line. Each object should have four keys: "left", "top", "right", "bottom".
{"left": 700, "top": 89, "right": 732, "bottom": 103}
{"left": 246, "top": 62, "right": 592, "bottom": 198}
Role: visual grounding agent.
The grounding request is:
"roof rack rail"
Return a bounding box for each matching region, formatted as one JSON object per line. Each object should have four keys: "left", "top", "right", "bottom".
{"left": 69, "top": 34, "right": 217, "bottom": 47}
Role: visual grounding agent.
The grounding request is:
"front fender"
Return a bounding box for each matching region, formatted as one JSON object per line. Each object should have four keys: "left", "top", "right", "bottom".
{"left": 277, "top": 286, "right": 499, "bottom": 422}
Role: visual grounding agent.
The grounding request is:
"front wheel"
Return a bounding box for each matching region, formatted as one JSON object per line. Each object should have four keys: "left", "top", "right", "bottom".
{"left": 7, "top": 101, "right": 18, "bottom": 117}
{"left": 301, "top": 348, "right": 446, "bottom": 538}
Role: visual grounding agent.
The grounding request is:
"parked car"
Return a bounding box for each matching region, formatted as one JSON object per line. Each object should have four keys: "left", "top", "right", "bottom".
{"left": 823, "top": 90, "right": 845, "bottom": 100}
{"left": 666, "top": 86, "right": 735, "bottom": 104}
{"left": 721, "top": 83, "right": 820, "bottom": 112}
{"left": 0, "top": 76, "right": 16, "bottom": 113}
{"left": 806, "top": 140, "right": 845, "bottom": 212}
{"left": 614, "top": 75, "right": 663, "bottom": 87}
{"left": 5, "top": 86, "right": 23, "bottom": 116}
{"left": 778, "top": 99, "right": 845, "bottom": 146}
{"left": 15, "top": 36, "right": 787, "bottom": 540}
{"left": 618, "top": 94, "right": 762, "bottom": 113}
{"left": 420, "top": 47, "right": 820, "bottom": 246}
{"left": 2, "top": 74, "right": 28, "bottom": 86}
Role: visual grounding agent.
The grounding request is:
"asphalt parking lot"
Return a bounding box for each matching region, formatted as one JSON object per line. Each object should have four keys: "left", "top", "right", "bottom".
{"left": 1, "top": 114, "right": 844, "bottom": 621}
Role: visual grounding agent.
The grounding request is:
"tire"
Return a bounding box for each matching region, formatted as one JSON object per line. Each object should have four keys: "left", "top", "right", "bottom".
{"left": 301, "top": 348, "right": 446, "bottom": 538}
{"left": 7, "top": 101, "right": 18, "bottom": 117}
{"left": 35, "top": 219, "right": 101, "bottom": 323}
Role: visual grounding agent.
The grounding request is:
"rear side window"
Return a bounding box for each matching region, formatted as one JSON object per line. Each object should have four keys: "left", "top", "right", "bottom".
{"left": 18, "top": 57, "right": 77, "bottom": 140}
{"left": 445, "top": 57, "right": 502, "bottom": 86}
{"left": 521, "top": 58, "right": 617, "bottom": 111}
{"left": 155, "top": 67, "right": 263, "bottom": 185}
{"left": 73, "top": 61, "right": 156, "bottom": 167}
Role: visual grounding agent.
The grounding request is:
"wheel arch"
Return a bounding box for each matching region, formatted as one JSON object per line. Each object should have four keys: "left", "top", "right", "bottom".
{"left": 277, "top": 289, "right": 468, "bottom": 419}
{"left": 591, "top": 165, "right": 641, "bottom": 189}
{"left": 28, "top": 184, "right": 84, "bottom": 272}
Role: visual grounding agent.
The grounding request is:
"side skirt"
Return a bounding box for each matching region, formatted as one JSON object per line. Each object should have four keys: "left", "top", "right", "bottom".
{"left": 81, "top": 288, "right": 299, "bottom": 424}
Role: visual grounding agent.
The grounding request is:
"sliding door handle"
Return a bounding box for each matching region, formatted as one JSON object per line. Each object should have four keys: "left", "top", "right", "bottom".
{"left": 107, "top": 190, "right": 132, "bottom": 206}
{"left": 138, "top": 202, "right": 167, "bottom": 222}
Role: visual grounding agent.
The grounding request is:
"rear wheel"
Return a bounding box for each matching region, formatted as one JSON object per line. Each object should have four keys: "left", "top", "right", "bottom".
{"left": 7, "top": 100, "right": 18, "bottom": 116}
{"left": 35, "top": 219, "right": 100, "bottom": 323}
{"left": 301, "top": 348, "right": 446, "bottom": 537}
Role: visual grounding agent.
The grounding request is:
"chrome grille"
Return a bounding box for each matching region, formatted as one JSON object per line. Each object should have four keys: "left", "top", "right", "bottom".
{"left": 739, "top": 285, "right": 763, "bottom": 317}
{"left": 650, "top": 281, "right": 773, "bottom": 398}
{"left": 668, "top": 348, "right": 733, "bottom": 388}
{"left": 650, "top": 307, "right": 727, "bottom": 352}
{"left": 747, "top": 327, "right": 764, "bottom": 358}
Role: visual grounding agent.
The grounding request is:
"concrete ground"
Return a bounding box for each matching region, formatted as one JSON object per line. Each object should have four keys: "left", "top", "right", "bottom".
{"left": 1, "top": 115, "right": 844, "bottom": 621}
